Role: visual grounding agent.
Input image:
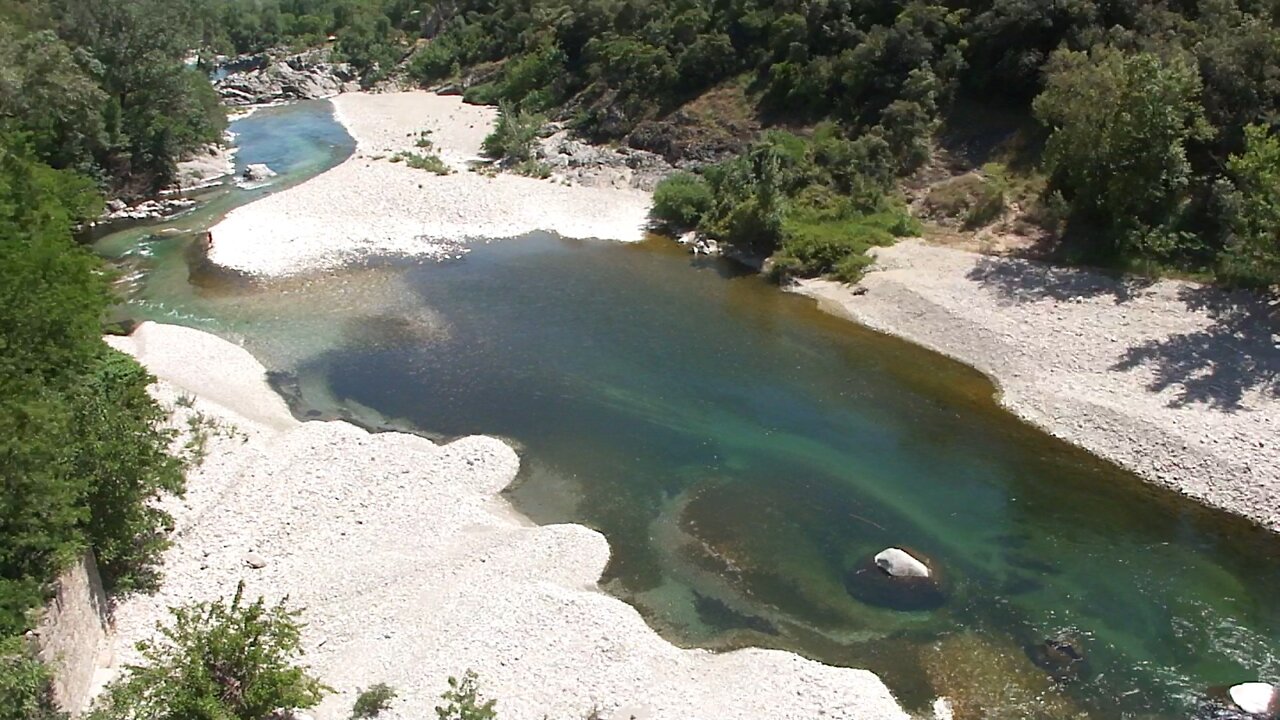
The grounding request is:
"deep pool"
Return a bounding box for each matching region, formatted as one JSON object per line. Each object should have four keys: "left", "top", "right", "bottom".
{"left": 95, "top": 104, "right": 1280, "bottom": 720}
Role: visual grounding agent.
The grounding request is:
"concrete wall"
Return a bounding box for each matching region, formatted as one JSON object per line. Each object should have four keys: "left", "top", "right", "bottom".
{"left": 31, "top": 551, "right": 112, "bottom": 715}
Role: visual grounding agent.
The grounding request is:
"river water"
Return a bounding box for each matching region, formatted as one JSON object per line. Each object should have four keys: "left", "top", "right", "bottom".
{"left": 95, "top": 100, "right": 1280, "bottom": 719}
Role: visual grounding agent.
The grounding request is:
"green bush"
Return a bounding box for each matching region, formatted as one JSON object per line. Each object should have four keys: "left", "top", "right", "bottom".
{"left": 352, "top": 682, "right": 397, "bottom": 718}
{"left": 651, "top": 172, "right": 713, "bottom": 229}
{"left": 0, "top": 639, "right": 64, "bottom": 720}
{"left": 409, "top": 39, "right": 460, "bottom": 83}
{"left": 436, "top": 670, "right": 496, "bottom": 720}
{"left": 768, "top": 186, "right": 915, "bottom": 282}
{"left": 391, "top": 151, "right": 450, "bottom": 175}
{"left": 482, "top": 101, "right": 544, "bottom": 164}
{"left": 88, "top": 582, "right": 328, "bottom": 720}
{"left": 497, "top": 44, "right": 567, "bottom": 110}
{"left": 463, "top": 82, "right": 502, "bottom": 106}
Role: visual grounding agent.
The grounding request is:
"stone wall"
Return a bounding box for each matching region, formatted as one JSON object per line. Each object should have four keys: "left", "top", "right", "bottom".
{"left": 31, "top": 551, "right": 112, "bottom": 715}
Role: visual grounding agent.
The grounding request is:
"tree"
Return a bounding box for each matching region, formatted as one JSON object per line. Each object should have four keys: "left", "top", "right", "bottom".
{"left": 1219, "top": 124, "right": 1280, "bottom": 287}
{"left": 0, "top": 138, "right": 183, "bottom": 633}
{"left": 88, "top": 583, "right": 328, "bottom": 720}
{"left": 0, "top": 25, "right": 108, "bottom": 175}
{"left": 1033, "top": 46, "right": 1210, "bottom": 258}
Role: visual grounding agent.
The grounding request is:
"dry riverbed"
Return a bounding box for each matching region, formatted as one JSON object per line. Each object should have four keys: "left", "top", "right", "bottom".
{"left": 793, "top": 240, "right": 1280, "bottom": 532}
{"left": 99, "top": 322, "right": 910, "bottom": 720}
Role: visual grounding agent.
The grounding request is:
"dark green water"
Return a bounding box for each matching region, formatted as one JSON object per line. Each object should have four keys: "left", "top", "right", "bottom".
{"left": 96, "top": 104, "right": 1280, "bottom": 720}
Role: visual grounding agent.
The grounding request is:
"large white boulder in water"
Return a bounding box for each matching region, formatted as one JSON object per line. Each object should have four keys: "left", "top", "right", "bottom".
{"left": 1229, "top": 682, "right": 1278, "bottom": 715}
{"left": 242, "top": 163, "right": 277, "bottom": 182}
{"left": 875, "top": 547, "right": 931, "bottom": 578}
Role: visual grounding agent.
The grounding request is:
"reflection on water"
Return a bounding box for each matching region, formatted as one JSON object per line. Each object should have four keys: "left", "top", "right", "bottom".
{"left": 94, "top": 103, "right": 1280, "bottom": 720}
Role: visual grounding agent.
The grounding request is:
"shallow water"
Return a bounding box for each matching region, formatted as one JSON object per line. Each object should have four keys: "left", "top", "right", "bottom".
{"left": 96, "top": 104, "right": 1280, "bottom": 719}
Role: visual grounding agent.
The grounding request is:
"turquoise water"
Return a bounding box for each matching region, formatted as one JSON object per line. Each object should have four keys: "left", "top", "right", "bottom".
{"left": 96, "top": 105, "right": 1280, "bottom": 719}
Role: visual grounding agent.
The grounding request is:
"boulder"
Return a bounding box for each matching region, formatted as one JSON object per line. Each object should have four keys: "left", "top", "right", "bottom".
{"left": 1025, "top": 631, "right": 1090, "bottom": 683}
{"left": 875, "top": 547, "right": 931, "bottom": 578}
{"left": 1230, "top": 683, "right": 1278, "bottom": 716}
{"left": 845, "top": 547, "right": 947, "bottom": 611}
{"left": 242, "top": 163, "right": 277, "bottom": 182}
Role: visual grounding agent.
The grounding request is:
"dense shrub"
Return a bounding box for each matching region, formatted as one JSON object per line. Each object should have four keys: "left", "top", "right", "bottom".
{"left": 352, "top": 682, "right": 397, "bottom": 718}
{"left": 481, "top": 101, "right": 544, "bottom": 164}
{"left": 0, "top": 136, "right": 188, "bottom": 712}
{"left": 651, "top": 172, "right": 713, "bottom": 229}
{"left": 0, "top": 639, "right": 64, "bottom": 720}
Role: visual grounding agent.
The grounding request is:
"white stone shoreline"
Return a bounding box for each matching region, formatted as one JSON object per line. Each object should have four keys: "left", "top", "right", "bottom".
{"left": 792, "top": 240, "right": 1280, "bottom": 533}
{"left": 208, "top": 91, "right": 653, "bottom": 277}
{"left": 100, "top": 322, "right": 910, "bottom": 720}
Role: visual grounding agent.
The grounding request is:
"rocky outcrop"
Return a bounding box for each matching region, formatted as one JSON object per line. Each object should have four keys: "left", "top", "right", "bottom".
{"left": 102, "top": 197, "right": 197, "bottom": 221}
{"left": 537, "top": 126, "right": 672, "bottom": 191}
{"left": 215, "top": 48, "right": 360, "bottom": 106}
{"left": 627, "top": 107, "right": 755, "bottom": 167}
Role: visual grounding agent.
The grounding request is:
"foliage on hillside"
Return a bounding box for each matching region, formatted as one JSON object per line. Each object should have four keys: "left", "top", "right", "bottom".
{"left": 384, "top": 0, "right": 1279, "bottom": 286}
{"left": 0, "top": 0, "right": 227, "bottom": 195}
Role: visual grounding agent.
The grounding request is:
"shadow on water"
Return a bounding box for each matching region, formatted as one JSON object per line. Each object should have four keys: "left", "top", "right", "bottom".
{"left": 94, "top": 98, "right": 1280, "bottom": 719}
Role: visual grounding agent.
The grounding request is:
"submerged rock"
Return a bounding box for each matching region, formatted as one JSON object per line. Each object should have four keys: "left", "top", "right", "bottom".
{"left": 1025, "top": 631, "right": 1090, "bottom": 683}
{"left": 921, "top": 633, "right": 1087, "bottom": 720}
{"left": 875, "top": 547, "right": 931, "bottom": 578}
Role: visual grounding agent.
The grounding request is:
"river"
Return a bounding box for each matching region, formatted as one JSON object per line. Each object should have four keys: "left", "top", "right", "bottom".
{"left": 95, "top": 99, "right": 1280, "bottom": 719}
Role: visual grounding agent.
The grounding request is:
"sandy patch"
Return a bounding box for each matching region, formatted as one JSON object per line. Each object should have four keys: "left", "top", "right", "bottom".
{"left": 101, "top": 322, "right": 909, "bottom": 720}
{"left": 209, "top": 92, "right": 652, "bottom": 276}
{"left": 793, "top": 240, "right": 1280, "bottom": 531}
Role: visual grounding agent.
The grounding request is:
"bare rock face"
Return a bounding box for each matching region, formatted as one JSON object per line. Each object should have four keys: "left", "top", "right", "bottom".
{"left": 216, "top": 48, "right": 360, "bottom": 106}
{"left": 536, "top": 127, "right": 672, "bottom": 191}
{"left": 874, "top": 547, "right": 931, "bottom": 578}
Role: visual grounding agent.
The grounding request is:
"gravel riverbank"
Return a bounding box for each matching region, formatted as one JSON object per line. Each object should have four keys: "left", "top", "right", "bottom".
{"left": 793, "top": 240, "right": 1280, "bottom": 532}
{"left": 100, "top": 322, "right": 910, "bottom": 720}
{"left": 209, "top": 91, "right": 652, "bottom": 276}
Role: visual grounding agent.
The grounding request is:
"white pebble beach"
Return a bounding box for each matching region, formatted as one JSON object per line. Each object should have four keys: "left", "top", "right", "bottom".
{"left": 208, "top": 91, "right": 653, "bottom": 276}
{"left": 794, "top": 240, "right": 1280, "bottom": 532}
{"left": 101, "top": 323, "right": 911, "bottom": 720}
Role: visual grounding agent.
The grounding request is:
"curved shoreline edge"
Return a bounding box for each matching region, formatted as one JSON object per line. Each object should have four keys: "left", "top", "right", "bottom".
{"left": 791, "top": 240, "right": 1279, "bottom": 534}
{"left": 101, "top": 322, "right": 911, "bottom": 720}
